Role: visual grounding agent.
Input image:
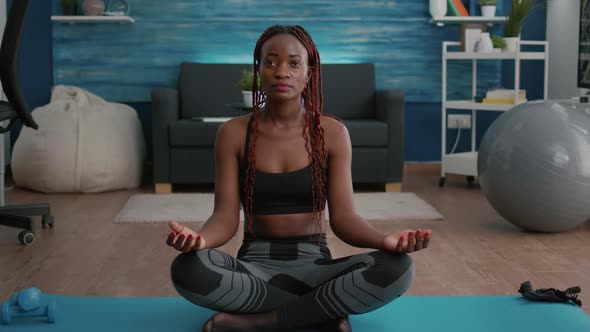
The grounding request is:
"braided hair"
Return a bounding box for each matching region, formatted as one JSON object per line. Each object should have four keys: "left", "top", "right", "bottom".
{"left": 244, "top": 25, "right": 332, "bottom": 237}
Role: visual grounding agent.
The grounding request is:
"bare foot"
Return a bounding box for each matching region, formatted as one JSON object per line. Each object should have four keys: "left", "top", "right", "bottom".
{"left": 202, "top": 312, "right": 278, "bottom": 332}
{"left": 334, "top": 317, "right": 352, "bottom": 332}
{"left": 311, "top": 317, "right": 352, "bottom": 332}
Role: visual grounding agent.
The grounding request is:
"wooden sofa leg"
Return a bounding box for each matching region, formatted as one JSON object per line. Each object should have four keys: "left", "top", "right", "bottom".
{"left": 385, "top": 182, "right": 402, "bottom": 192}
{"left": 155, "top": 183, "right": 172, "bottom": 194}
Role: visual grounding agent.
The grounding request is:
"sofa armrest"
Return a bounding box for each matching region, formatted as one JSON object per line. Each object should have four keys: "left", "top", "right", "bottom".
{"left": 376, "top": 89, "right": 405, "bottom": 182}
{"left": 151, "top": 88, "right": 180, "bottom": 183}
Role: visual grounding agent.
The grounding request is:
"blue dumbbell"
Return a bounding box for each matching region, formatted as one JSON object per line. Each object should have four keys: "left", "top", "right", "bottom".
{"left": 1, "top": 287, "right": 56, "bottom": 324}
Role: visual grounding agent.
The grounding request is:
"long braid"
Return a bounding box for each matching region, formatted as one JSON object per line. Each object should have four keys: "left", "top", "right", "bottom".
{"left": 291, "top": 26, "right": 328, "bottom": 236}
{"left": 245, "top": 25, "right": 333, "bottom": 238}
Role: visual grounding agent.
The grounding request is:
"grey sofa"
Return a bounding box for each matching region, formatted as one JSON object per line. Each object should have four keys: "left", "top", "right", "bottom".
{"left": 151, "top": 62, "right": 404, "bottom": 193}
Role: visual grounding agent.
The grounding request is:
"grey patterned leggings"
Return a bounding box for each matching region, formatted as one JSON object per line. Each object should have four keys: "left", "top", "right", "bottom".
{"left": 170, "top": 234, "right": 414, "bottom": 330}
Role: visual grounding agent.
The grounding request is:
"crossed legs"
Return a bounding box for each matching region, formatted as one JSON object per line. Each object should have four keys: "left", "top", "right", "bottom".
{"left": 171, "top": 246, "right": 414, "bottom": 331}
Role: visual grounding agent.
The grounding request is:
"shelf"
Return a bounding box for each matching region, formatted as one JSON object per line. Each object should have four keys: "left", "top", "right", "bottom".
{"left": 441, "top": 152, "right": 478, "bottom": 176}
{"left": 51, "top": 16, "right": 135, "bottom": 24}
{"left": 429, "top": 16, "right": 507, "bottom": 26}
{"left": 446, "top": 51, "right": 546, "bottom": 60}
{"left": 191, "top": 117, "right": 232, "bottom": 123}
{"left": 440, "top": 37, "right": 548, "bottom": 183}
{"left": 445, "top": 100, "right": 522, "bottom": 111}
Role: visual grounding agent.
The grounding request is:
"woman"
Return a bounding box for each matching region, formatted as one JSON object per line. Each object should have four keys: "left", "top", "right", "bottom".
{"left": 166, "top": 25, "right": 432, "bottom": 332}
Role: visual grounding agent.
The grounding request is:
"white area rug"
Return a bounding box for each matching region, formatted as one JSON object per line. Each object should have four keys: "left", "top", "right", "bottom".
{"left": 114, "top": 192, "right": 443, "bottom": 223}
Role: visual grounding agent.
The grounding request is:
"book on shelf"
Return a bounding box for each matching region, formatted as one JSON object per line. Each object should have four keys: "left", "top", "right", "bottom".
{"left": 486, "top": 88, "right": 526, "bottom": 100}
{"left": 469, "top": 0, "right": 477, "bottom": 16}
{"left": 447, "top": 0, "right": 460, "bottom": 16}
{"left": 447, "top": 0, "right": 469, "bottom": 16}
{"left": 481, "top": 88, "right": 527, "bottom": 104}
{"left": 482, "top": 97, "right": 527, "bottom": 104}
{"left": 454, "top": 0, "right": 469, "bottom": 16}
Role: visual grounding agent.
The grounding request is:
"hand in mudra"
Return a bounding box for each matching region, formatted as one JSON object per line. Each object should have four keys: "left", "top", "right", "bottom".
{"left": 166, "top": 220, "right": 207, "bottom": 253}
{"left": 383, "top": 229, "right": 432, "bottom": 253}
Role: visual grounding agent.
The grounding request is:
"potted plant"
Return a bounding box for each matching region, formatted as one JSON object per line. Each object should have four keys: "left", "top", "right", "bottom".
{"left": 61, "top": 0, "right": 78, "bottom": 15}
{"left": 503, "top": 0, "right": 543, "bottom": 52}
{"left": 238, "top": 69, "right": 260, "bottom": 108}
{"left": 479, "top": 0, "right": 496, "bottom": 18}
{"left": 492, "top": 35, "right": 506, "bottom": 52}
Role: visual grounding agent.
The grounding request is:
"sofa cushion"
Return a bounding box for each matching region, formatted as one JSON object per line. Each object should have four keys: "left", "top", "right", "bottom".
{"left": 322, "top": 64, "right": 376, "bottom": 119}
{"left": 169, "top": 120, "right": 223, "bottom": 147}
{"left": 180, "top": 63, "right": 252, "bottom": 119}
{"left": 179, "top": 63, "right": 377, "bottom": 120}
{"left": 170, "top": 119, "right": 387, "bottom": 148}
{"left": 343, "top": 120, "right": 388, "bottom": 147}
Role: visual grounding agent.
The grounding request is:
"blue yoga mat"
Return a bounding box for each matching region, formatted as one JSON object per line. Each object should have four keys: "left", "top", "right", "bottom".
{"left": 1, "top": 295, "right": 589, "bottom": 332}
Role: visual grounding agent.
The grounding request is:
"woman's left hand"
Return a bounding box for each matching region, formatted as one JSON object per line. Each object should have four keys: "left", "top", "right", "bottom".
{"left": 382, "top": 229, "right": 432, "bottom": 253}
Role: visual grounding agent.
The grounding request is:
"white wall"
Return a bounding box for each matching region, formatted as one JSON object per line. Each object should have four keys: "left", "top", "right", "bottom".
{"left": 546, "top": 0, "right": 584, "bottom": 99}
{"left": 0, "top": 0, "right": 5, "bottom": 36}
{"left": 0, "top": 0, "right": 9, "bottom": 166}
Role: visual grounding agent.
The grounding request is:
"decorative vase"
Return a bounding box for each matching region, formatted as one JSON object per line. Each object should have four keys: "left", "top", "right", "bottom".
{"left": 429, "top": 0, "right": 447, "bottom": 18}
{"left": 481, "top": 5, "right": 496, "bottom": 17}
{"left": 503, "top": 37, "right": 520, "bottom": 52}
{"left": 242, "top": 91, "right": 253, "bottom": 108}
{"left": 82, "top": 0, "right": 106, "bottom": 16}
{"left": 474, "top": 33, "right": 494, "bottom": 53}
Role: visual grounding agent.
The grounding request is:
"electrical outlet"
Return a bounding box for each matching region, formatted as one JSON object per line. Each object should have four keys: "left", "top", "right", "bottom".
{"left": 448, "top": 114, "right": 471, "bottom": 129}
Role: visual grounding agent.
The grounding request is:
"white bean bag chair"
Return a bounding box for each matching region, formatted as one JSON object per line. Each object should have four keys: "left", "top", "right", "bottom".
{"left": 11, "top": 85, "right": 146, "bottom": 193}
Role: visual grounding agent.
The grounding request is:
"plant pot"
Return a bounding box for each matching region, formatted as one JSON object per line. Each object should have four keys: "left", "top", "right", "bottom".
{"left": 503, "top": 37, "right": 520, "bottom": 52}
{"left": 429, "top": 0, "right": 447, "bottom": 18}
{"left": 481, "top": 5, "right": 496, "bottom": 17}
{"left": 242, "top": 91, "right": 253, "bottom": 108}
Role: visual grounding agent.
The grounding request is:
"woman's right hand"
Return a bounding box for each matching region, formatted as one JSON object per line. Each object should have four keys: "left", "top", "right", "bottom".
{"left": 382, "top": 229, "right": 431, "bottom": 254}
{"left": 166, "top": 220, "right": 206, "bottom": 253}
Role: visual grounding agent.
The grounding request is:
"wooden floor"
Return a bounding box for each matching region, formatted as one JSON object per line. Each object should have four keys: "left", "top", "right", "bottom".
{"left": 1, "top": 163, "right": 589, "bottom": 314}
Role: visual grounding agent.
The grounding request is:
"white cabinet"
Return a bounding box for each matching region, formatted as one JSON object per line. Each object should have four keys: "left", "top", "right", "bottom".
{"left": 440, "top": 40, "right": 548, "bottom": 186}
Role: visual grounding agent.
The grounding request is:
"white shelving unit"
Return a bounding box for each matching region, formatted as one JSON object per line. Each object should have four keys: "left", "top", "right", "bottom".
{"left": 51, "top": 15, "right": 135, "bottom": 24}
{"left": 429, "top": 16, "right": 508, "bottom": 27}
{"left": 440, "top": 40, "right": 548, "bottom": 186}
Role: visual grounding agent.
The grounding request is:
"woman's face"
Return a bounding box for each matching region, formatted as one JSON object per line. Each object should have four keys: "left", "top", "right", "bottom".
{"left": 259, "top": 34, "right": 310, "bottom": 102}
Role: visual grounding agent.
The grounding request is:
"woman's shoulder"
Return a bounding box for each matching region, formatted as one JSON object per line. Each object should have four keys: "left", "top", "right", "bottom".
{"left": 320, "top": 114, "right": 350, "bottom": 152}
{"left": 321, "top": 114, "right": 348, "bottom": 137}
{"left": 218, "top": 114, "right": 251, "bottom": 135}
{"left": 216, "top": 114, "right": 251, "bottom": 147}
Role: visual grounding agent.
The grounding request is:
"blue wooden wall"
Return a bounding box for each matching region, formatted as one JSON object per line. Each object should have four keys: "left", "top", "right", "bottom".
{"left": 10, "top": 0, "right": 547, "bottom": 162}
{"left": 52, "top": 0, "right": 503, "bottom": 103}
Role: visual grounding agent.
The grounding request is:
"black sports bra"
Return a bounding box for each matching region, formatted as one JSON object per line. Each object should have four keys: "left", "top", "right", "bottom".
{"left": 238, "top": 117, "right": 323, "bottom": 215}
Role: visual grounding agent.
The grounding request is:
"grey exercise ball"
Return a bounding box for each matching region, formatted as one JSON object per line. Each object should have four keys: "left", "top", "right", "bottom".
{"left": 478, "top": 99, "right": 590, "bottom": 232}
